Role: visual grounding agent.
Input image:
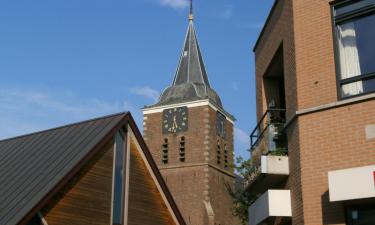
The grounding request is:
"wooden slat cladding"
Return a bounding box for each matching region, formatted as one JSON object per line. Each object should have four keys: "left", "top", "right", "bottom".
{"left": 128, "top": 140, "right": 176, "bottom": 225}
{"left": 41, "top": 140, "right": 114, "bottom": 225}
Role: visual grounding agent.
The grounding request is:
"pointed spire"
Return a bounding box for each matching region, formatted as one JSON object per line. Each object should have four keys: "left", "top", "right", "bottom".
{"left": 172, "top": 6, "right": 210, "bottom": 87}
{"left": 148, "top": 3, "right": 223, "bottom": 109}
{"left": 189, "top": 0, "right": 194, "bottom": 21}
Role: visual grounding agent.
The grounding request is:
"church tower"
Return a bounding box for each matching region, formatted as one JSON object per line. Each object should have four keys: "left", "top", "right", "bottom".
{"left": 142, "top": 5, "right": 237, "bottom": 225}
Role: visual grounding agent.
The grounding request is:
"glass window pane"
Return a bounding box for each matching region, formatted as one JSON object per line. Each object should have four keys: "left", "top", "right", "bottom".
{"left": 113, "top": 132, "right": 125, "bottom": 225}
{"left": 355, "top": 14, "right": 375, "bottom": 75}
{"left": 337, "top": 12, "right": 375, "bottom": 78}
{"left": 337, "top": 12, "right": 375, "bottom": 96}
{"left": 337, "top": 22, "right": 362, "bottom": 79}
{"left": 357, "top": 208, "right": 375, "bottom": 225}
{"left": 335, "top": 0, "right": 375, "bottom": 16}
{"left": 341, "top": 81, "right": 364, "bottom": 97}
{"left": 363, "top": 77, "right": 375, "bottom": 93}
{"left": 348, "top": 207, "right": 375, "bottom": 225}
{"left": 27, "top": 214, "right": 43, "bottom": 225}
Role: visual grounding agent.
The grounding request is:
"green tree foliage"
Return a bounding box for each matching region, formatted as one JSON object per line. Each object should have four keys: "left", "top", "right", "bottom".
{"left": 226, "top": 156, "right": 257, "bottom": 225}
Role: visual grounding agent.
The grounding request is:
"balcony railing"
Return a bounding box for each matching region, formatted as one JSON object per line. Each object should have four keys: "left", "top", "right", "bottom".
{"left": 250, "top": 108, "right": 287, "bottom": 153}
{"left": 245, "top": 108, "right": 288, "bottom": 189}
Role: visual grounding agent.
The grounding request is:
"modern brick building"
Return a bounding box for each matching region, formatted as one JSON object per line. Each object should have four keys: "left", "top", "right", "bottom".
{"left": 142, "top": 8, "right": 239, "bottom": 225}
{"left": 246, "top": 0, "right": 375, "bottom": 225}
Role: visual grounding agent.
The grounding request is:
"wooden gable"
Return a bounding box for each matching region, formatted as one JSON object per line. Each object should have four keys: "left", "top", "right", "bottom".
{"left": 21, "top": 114, "right": 185, "bottom": 225}
{"left": 127, "top": 138, "right": 176, "bottom": 225}
{"left": 40, "top": 140, "right": 114, "bottom": 225}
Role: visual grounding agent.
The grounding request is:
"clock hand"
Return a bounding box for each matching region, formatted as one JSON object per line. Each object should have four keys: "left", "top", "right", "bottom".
{"left": 172, "top": 116, "right": 178, "bottom": 131}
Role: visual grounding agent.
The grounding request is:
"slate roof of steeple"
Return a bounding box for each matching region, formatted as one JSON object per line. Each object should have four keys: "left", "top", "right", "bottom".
{"left": 173, "top": 19, "right": 210, "bottom": 87}
{"left": 149, "top": 12, "right": 223, "bottom": 108}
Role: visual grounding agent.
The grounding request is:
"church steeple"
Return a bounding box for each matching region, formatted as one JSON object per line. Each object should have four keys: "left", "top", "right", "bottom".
{"left": 142, "top": 5, "right": 237, "bottom": 225}
{"left": 173, "top": 12, "right": 210, "bottom": 87}
{"left": 150, "top": 3, "right": 223, "bottom": 108}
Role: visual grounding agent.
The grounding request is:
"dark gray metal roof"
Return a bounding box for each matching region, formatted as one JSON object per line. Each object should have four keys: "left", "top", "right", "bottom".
{"left": 149, "top": 19, "right": 223, "bottom": 108}
{"left": 0, "top": 112, "right": 128, "bottom": 225}
{"left": 173, "top": 20, "right": 210, "bottom": 87}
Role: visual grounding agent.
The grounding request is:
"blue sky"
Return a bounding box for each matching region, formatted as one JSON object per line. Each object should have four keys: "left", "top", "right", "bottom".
{"left": 0, "top": 0, "right": 273, "bottom": 159}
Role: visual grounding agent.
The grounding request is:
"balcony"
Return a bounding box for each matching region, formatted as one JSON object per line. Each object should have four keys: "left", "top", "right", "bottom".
{"left": 248, "top": 190, "right": 292, "bottom": 225}
{"left": 245, "top": 109, "right": 289, "bottom": 193}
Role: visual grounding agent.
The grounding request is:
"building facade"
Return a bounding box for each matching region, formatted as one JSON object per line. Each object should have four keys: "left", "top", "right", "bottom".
{"left": 246, "top": 0, "right": 375, "bottom": 225}
{"left": 142, "top": 12, "right": 238, "bottom": 225}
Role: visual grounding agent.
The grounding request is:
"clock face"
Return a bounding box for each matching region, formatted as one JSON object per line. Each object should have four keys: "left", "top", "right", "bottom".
{"left": 163, "top": 107, "right": 188, "bottom": 134}
{"left": 216, "top": 112, "right": 226, "bottom": 138}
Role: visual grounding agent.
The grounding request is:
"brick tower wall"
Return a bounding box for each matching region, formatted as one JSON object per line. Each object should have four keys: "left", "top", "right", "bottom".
{"left": 143, "top": 104, "right": 238, "bottom": 225}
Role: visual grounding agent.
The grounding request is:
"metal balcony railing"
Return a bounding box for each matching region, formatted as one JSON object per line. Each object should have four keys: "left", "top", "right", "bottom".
{"left": 245, "top": 108, "right": 288, "bottom": 189}
{"left": 250, "top": 108, "right": 287, "bottom": 152}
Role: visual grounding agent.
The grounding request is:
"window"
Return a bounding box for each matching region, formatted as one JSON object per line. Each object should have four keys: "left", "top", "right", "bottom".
{"left": 217, "top": 139, "right": 221, "bottom": 165}
{"left": 224, "top": 144, "right": 228, "bottom": 168}
{"left": 333, "top": 0, "right": 375, "bottom": 98}
{"left": 179, "top": 136, "right": 185, "bottom": 162}
{"left": 112, "top": 131, "right": 126, "bottom": 225}
{"left": 346, "top": 205, "right": 375, "bottom": 225}
{"left": 27, "top": 213, "right": 47, "bottom": 225}
{"left": 162, "top": 138, "right": 169, "bottom": 164}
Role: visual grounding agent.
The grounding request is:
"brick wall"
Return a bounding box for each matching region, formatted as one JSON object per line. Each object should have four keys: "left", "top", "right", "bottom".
{"left": 143, "top": 105, "right": 237, "bottom": 225}
{"left": 254, "top": 0, "right": 375, "bottom": 224}
{"left": 255, "top": 0, "right": 297, "bottom": 120}
{"left": 292, "top": 0, "right": 375, "bottom": 222}
{"left": 254, "top": 0, "right": 304, "bottom": 224}
{"left": 293, "top": 0, "right": 337, "bottom": 109}
{"left": 298, "top": 101, "right": 375, "bottom": 225}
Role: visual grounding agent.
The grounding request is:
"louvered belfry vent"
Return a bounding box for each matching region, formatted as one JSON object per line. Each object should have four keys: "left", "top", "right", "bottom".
{"left": 162, "top": 138, "right": 169, "bottom": 164}
{"left": 179, "top": 136, "right": 186, "bottom": 162}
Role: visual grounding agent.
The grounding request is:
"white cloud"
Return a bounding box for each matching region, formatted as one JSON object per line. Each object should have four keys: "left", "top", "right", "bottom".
{"left": 129, "top": 86, "right": 160, "bottom": 103}
{"left": 0, "top": 117, "right": 46, "bottom": 140}
{"left": 0, "top": 88, "right": 138, "bottom": 140}
{"left": 221, "top": 5, "right": 233, "bottom": 19}
{"left": 231, "top": 82, "right": 239, "bottom": 91}
{"left": 0, "top": 87, "right": 251, "bottom": 160}
{"left": 0, "top": 88, "right": 122, "bottom": 115}
{"left": 159, "top": 0, "right": 189, "bottom": 10}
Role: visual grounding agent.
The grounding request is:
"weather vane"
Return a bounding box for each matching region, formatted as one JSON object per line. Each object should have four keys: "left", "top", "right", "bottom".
{"left": 189, "top": 0, "right": 194, "bottom": 20}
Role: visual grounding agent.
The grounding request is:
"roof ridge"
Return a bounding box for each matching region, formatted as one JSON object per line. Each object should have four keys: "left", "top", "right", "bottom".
{"left": 0, "top": 112, "right": 129, "bottom": 143}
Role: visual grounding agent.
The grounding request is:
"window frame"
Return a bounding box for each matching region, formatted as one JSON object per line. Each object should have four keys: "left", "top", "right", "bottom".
{"left": 27, "top": 212, "right": 48, "bottom": 225}
{"left": 345, "top": 204, "right": 375, "bottom": 225}
{"left": 331, "top": 0, "right": 375, "bottom": 99}
{"left": 38, "top": 213, "right": 48, "bottom": 225}
{"left": 111, "top": 129, "right": 128, "bottom": 225}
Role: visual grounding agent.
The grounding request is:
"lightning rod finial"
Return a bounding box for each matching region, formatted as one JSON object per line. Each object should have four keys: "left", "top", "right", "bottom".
{"left": 189, "top": 0, "right": 194, "bottom": 21}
